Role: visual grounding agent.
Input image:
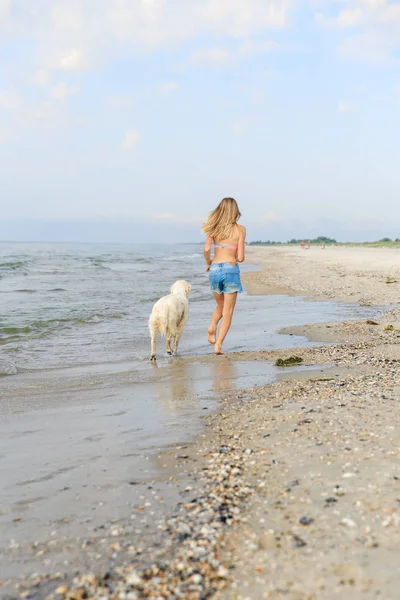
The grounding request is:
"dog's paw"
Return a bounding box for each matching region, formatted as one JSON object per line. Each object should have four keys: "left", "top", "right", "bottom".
{"left": 150, "top": 355, "right": 156, "bottom": 362}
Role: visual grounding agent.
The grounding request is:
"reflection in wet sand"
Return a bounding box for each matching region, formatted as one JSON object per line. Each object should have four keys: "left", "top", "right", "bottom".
{"left": 150, "top": 358, "right": 237, "bottom": 411}
{"left": 211, "top": 359, "right": 234, "bottom": 393}
{"left": 151, "top": 360, "right": 192, "bottom": 411}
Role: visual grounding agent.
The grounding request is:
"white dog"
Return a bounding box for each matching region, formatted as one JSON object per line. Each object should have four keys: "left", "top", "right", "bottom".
{"left": 149, "top": 280, "right": 191, "bottom": 361}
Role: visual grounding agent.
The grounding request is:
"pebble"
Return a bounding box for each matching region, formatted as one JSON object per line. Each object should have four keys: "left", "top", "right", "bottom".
{"left": 341, "top": 518, "right": 357, "bottom": 528}
{"left": 299, "top": 516, "right": 314, "bottom": 526}
{"left": 293, "top": 535, "right": 307, "bottom": 548}
{"left": 30, "top": 433, "right": 253, "bottom": 600}
{"left": 55, "top": 586, "right": 68, "bottom": 596}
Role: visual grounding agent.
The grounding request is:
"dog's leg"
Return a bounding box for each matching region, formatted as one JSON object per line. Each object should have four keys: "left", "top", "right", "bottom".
{"left": 174, "top": 327, "right": 184, "bottom": 354}
{"left": 174, "top": 336, "right": 180, "bottom": 354}
{"left": 149, "top": 323, "right": 157, "bottom": 361}
{"left": 166, "top": 333, "right": 173, "bottom": 356}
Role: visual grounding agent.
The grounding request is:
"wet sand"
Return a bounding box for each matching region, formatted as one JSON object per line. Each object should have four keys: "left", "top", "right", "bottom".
{"left": 2, "top": 246, "right": 400, "bottom": 599}
{"left": 1, "top": 291, "right": 379, "bottom": 582}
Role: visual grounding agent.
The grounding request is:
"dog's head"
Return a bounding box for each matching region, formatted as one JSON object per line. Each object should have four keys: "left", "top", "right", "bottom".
{"left": 170, "top": 280, "right": 191, "bottom": 297}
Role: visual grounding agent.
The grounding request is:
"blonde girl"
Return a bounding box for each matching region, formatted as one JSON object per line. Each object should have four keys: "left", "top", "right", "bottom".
{"left": 202, "top": 197, "right": 246, "bottom": 355}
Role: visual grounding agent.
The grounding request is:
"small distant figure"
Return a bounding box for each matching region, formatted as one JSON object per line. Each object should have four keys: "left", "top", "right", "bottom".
{"left": 306, "top": 241, "right": 311, "bottom": 250}
{"left": 300, "top": 240, "right": 305, "bottom": 249}
{"left": 322, "top": 242, "right": 325, "bottom": 250}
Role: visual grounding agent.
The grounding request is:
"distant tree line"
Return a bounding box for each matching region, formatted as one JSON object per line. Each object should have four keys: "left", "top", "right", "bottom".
{"left": 249, "top": 237, "right": 400, "bottom": 246}
{"left": 249, "top": 240, "right": 284, "bottom": 245}
{"left": 249, "top": 236, "right": 337, "bottom": 246}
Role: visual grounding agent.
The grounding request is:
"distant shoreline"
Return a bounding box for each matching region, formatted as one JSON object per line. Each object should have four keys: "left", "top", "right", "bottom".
{"left": 249, "top": 240, "right": 400, "bottom": 248}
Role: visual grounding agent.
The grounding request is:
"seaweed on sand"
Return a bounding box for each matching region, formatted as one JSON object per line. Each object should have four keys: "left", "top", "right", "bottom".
{"left": 275, "top": 356, "right": 304, "bottom": 367}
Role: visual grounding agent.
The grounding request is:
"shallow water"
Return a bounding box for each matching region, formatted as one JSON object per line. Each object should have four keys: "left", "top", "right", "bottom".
{"left": 0, "top": 242, "right": 379, "bottom": 374}
{"left": 0, "top": 242, "right": 381, "bottom": 580}
{"left": 0, "top": 242, "right": 209, "bottom": 374}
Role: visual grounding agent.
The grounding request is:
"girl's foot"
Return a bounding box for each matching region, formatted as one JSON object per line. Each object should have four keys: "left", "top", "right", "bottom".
{"left": 207, "top": 327, "right": 216, "bottom": 344}
{"left": 214, "top": 344, "right": 224, "bottom": 355}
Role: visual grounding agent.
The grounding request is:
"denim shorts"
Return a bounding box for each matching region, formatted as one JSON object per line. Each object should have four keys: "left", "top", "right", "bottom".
{"left": 209, "top": 262, "right": 243, "bottom": 294}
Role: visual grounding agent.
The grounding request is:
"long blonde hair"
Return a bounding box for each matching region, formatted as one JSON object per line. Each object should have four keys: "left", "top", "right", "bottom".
{"left": 201, "top": 197, "right": 241, "bottom": 240}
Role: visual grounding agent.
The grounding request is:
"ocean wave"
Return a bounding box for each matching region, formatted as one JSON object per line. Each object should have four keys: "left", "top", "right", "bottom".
{"left": 0, "top": 260, "right": 28, "bottom": 271}
{"left": 139, "top": 296, "right": 166, "bottom": 304}
{"left": 0, "top": 360, "right": 18, "bottom": 376}
{"left": 89, "top": 256, "right": 152, "bottom": 269}
{"left": 0, "top": 289, "right": 37, "bottom": 294}
{"left": 1, "top": 326, "right": 33, "bottom": 335}
{"left": 161, "top": 253, "right": 202, "bottom": 261}
{"left": 0, "top": 313, "right": 126, "bottom": 341}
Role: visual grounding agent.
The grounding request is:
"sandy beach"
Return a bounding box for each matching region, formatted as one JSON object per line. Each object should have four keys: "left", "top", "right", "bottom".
{"left": 243, "top": 245, "right": 400, "bottom": 305}
{"left": 2, "top": 245, "right": 400, "bottom": 600}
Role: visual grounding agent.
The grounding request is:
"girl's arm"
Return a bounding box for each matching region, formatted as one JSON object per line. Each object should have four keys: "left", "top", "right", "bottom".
{"left": 237, "top": 226, "right": 246, "bottom": 263}
{"left": 204, "top": 236, "right": 213, "bottom": 271}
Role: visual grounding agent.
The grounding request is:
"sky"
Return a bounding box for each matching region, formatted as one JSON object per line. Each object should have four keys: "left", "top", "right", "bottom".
{"left": 0, "top": 0, "right": 400, "bottom": 243}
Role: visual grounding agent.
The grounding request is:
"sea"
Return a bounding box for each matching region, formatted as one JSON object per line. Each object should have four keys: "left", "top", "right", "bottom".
{"left": 0, "top": 242, "right": 381, "bottom": 580}
{"left": 0, "top": 242, "right": 213, "bottom": 374}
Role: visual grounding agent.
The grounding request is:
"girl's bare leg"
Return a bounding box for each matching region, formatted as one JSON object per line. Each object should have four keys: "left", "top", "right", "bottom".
{"left": 208, "top": 293, "right": 224, "bottom": 344}
{"left": 214, "top": 292, "right": 237, "bottom": 355}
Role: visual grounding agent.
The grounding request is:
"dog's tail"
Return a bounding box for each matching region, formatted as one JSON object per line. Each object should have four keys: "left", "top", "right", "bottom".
{"left": 148, "top": 306, "right": 172, "bottom": 338}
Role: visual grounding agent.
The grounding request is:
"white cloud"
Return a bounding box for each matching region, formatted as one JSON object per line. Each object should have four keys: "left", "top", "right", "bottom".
{"left": 51, "top": 82, "right": 79, "bottom": 101}
{"left": 0, "top": 0, "right": 291, "bottom": 130}
{"left": 33, "top": 69, "right": 51, "bottom": 86}
{"left": 0, "top": 0, "right": 291, "bottom": 141}
{"left": 157, "top": 82, "right": 180, "bottom": 98}
{"left": 338, "top": 101, "right": 355, "bottom": 112}
{"left": 238, "top": 39, "right": 278, "bottom": 56}
{"left": 232, "top": 115, "right": 263, "bottom": 133}
{"left": 0, "top": 84, "right": 77, "bottom": 125}
{"left": 190, "top": 47, "right": 233, "bottom": 66}
{"left": 316, "top": 8, "right": 364, "bottom": 28}
{"left": 339, "top": 31, "right": 397, "bottom": 66}
{"left": 107, "top": 94, "right": 133, "bottom": 109}
{"left": 0, "top": 1, "right": 290, "bottom": 69}
{"left": 108, "top": 0, "right": 289, "bottom": 49}
{"left": 316, "top": 0, "right": 400, "bottom": 65}
{"left": 250, "top": 88, "right": 266, "bottom": 104}
{"left": 198, "top": 0, "right": 290, "bottom": 35}
{"left": 122, "top": 129, "right": 140, "bottom": 150}
{"left": 51, "top": 3, "right": 85, "bottom": 31}
{"left": 0, "top": 0, "right": 10, "bottom": 22}
{"left": 0, "top": 89, "right": 20, "bottom": 110}
{"left": 379, "top": 2, "right": 400, "bottom": 23}
{"left": 189, "top": 39, "right": 277, "bottom": 66}
{"left": 28, "top": 100, "right": 57, "bottom": 121}
{"left": 55, "top": 49, "right": 86, "bottom": 71}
